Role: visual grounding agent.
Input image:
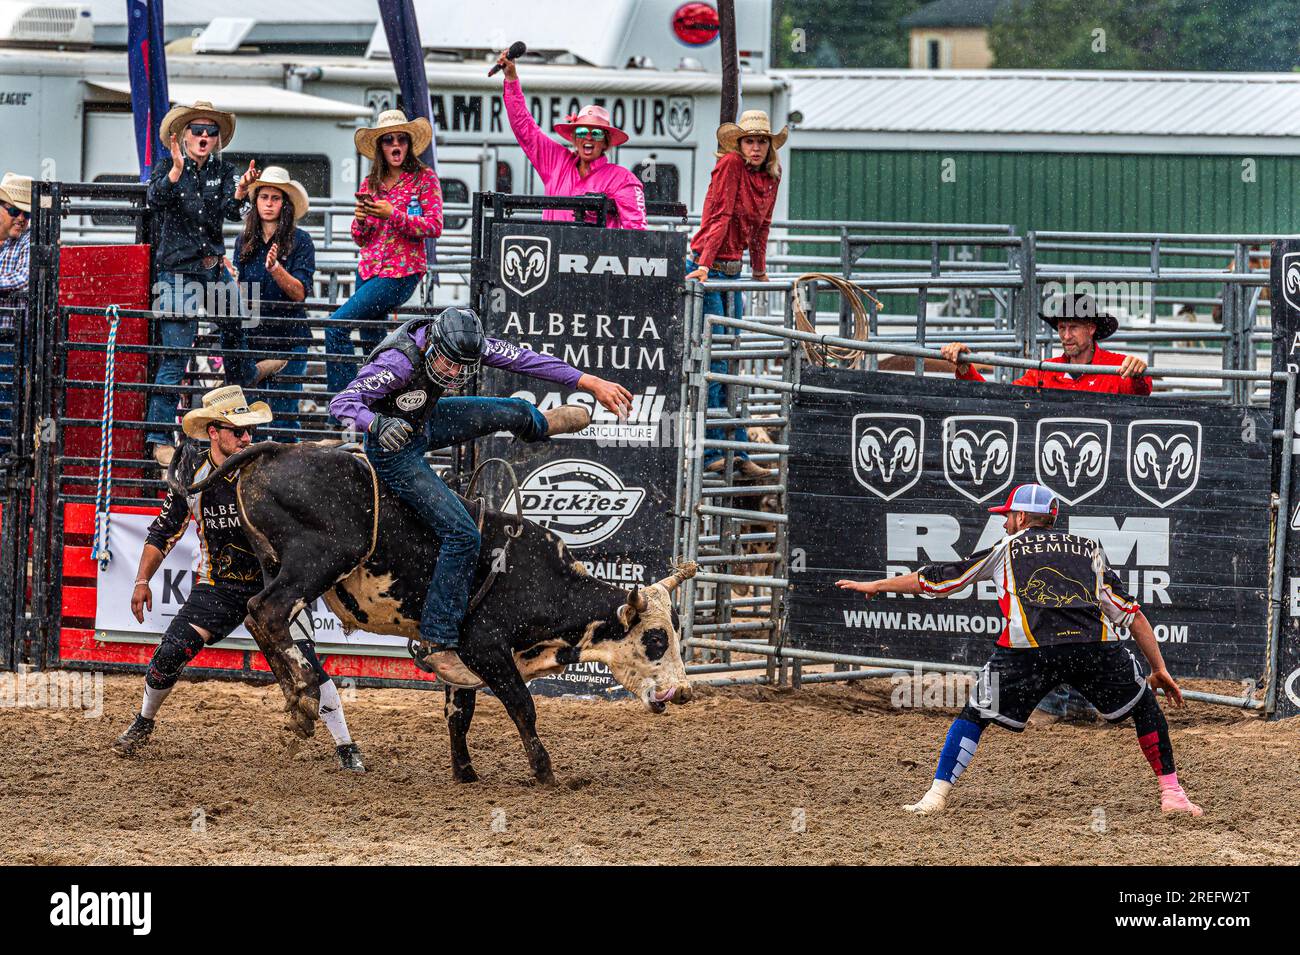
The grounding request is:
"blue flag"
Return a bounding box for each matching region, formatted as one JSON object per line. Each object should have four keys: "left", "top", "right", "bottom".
{"left": 126, "top": 0, "right": 171, "bottom": 181}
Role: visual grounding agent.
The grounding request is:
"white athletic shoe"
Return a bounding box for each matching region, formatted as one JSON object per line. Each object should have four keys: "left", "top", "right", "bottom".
{"left": 903, "top": 780, "right": 952, "bottom": 815}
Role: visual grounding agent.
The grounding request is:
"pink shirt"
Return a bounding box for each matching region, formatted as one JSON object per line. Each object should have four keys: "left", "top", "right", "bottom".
{"left": 503, "top": 79, "right": 647, "bottom": 230}
{"left": 351, "top": 167, "right": 443, "bottom": 280}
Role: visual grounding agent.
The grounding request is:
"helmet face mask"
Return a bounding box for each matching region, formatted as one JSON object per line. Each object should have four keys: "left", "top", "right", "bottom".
{"left": 424, "top": 307, "right": 483, "bottom": 390}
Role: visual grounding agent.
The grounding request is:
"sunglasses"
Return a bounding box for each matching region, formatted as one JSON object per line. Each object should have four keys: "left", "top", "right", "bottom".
{"left": 379, "top": 133, "right": 410, "bottom": 147}
{"left": 572, "top": 127, "right": 607, "bottom": 141}
{"left": 187, "top": 122, "right": 221, "bottom": 138}
{"left": 216, "top": 425, "right": 254, "bottom": 438}
{"left": 2, "top": 204, "right": 26, "bottom": 219}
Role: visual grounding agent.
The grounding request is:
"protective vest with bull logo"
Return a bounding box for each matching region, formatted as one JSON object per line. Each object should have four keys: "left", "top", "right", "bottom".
{"left": 916, "top": 528, "right": 1140, "bottom": 648}
{"left": 361, "top": 318, "right": 447, "bottom": 431}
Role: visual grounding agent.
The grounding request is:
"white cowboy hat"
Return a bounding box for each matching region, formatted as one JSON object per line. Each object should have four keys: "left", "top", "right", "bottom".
{"left": 716, "top": 109, "right": 789, "bottom": 152}
{"left": 159, "top": 99, "right": 237, "bottom": 149}
{"left": 354, "top": 109, "right": 433, "bottom": 160}
{"left": 0, "top": 171, "right": 32, "bottom": 213}
{"left": 248, "top": 166, "right": 310, "bottom": 222}
{"left": 182, "top": 385, "right": 272, "bottom": 440}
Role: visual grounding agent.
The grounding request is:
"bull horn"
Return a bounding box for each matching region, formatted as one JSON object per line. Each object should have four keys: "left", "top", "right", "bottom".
{"left": 626, "top": 587, "right": 650, "bottom": 613}
{"left": 655, "top": 561, "right": 698, "bottom": 594}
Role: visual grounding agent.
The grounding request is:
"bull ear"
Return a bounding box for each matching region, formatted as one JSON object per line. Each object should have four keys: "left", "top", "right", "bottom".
{"left": 617, "top": 587, "right": 648, "bottom": 629}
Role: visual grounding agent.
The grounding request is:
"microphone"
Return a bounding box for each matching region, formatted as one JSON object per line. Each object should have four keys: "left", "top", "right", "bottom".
{"left": 488, "top": 41, "right": 527, "bottom": 77}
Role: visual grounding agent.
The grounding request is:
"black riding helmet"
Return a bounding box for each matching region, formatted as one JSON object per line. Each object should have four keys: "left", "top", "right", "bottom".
{"left": 424, "top": 306, "right": 484, "bottom": 389}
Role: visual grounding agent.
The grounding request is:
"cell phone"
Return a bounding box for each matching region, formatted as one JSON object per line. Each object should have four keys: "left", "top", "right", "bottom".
{"left": 354, "top": 191, "right": 372, "bottom": 204}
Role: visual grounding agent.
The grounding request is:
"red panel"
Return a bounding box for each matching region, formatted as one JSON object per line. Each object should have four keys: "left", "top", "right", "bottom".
{"left": 59, "top": 245, "right": 153, "bottom": 498}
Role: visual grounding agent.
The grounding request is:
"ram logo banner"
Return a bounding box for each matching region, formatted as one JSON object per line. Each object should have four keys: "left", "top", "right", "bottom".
{"left": 500, "top": 235, "right": 551, "bottom": 297}
{"left": 511, "top": 459, "right": 646, "bottom": 548}
{"left": 1035, "top": 417, "right": 1111, "bottom": 505}
{"left": 666, "top": 96, "right": 694, "bottom": 142}
{"left": 942, "top": 415, "right": 1017, "bottom": 503}
{"left": 1127, "top": 420, "right": 1202, "bottom": 508}
{"left": 1282, "top": 251, "right": 1300, "bottom": 312}
{"left": 851, "top": 414, "right": 924, "bottom": 501}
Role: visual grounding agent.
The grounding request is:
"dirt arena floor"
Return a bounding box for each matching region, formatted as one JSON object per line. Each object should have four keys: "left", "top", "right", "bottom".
{"left": 1, "top": 673, "right": 1297, "bottom": 865}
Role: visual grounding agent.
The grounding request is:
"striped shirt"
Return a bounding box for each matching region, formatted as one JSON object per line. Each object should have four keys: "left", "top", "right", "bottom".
{"left": 917, "top": 528, "right": 1139, "bottom": 648}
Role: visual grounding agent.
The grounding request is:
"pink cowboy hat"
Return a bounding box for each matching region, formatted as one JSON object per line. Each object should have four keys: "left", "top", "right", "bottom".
{"left": 554, "top": 105, "right": 629, "bottom": 148}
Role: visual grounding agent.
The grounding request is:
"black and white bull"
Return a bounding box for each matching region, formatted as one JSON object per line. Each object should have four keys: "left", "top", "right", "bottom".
{"left": 187, "top": 441, "right": 696, "bottom": 784}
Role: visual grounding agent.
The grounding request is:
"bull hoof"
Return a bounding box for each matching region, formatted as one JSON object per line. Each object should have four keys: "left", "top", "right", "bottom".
{"left": 296, "top": 693, "right": 320, "bottom": 721}
{"left": 283, "top": 703, "right": 316, "bottom": 739}
{"left": 453, "top": 765, "right": 479, "bottom": 784}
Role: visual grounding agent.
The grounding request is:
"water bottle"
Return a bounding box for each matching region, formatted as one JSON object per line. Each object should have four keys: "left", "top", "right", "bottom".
{"left": 407, "top": 196, "right": 422, "bottom": 217}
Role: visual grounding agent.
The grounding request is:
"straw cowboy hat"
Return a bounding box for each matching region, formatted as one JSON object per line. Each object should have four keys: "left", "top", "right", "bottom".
{"left": 159, "top": 99, "right": 237, "bottom": 149}
{"left": 248, "top": 166, "right": 310, "bottom": 221}
{"left": 716, "top": 109, "right": 789, "bottom": 151}
{"left": 354, "top": 109, "right": 433, "bottom": 160}
{"left": 1040, "top": 292, "right": 1120, "bottom": 341}
{"left": 0, "top": 172, "right": 32, "bottom": 213}
{"left": 182, "top": 385, "right": 272, "bottom": 440}
{"left": 554, "top": 105, "right": 629, "bottom": 148}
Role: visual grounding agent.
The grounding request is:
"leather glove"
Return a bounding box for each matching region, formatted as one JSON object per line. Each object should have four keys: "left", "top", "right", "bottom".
{"left": 369, "top": 414, "right": 414, "bottom": 452}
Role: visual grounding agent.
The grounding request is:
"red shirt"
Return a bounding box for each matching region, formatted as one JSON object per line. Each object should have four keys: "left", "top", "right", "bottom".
{"left": 958, "top": 346, "right": 1152, "bottom": 396}
{"left": 689, "top": 152, "right": 778, "bottom": 274}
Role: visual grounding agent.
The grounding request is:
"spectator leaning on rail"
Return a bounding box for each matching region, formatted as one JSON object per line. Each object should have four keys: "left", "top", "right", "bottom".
{"left": 497, "top": 48, "right": 647, "bottom": 230}
{"left": 0, "top": 171, "right": 32, "bottom": 444}
{"left": 114, "top": 385, "right": 365, "bottom": 772}
{"left": 233, "top": 167, "right": 316, "bottom": 437}
{"left": 145, "top": 99, "right": 285, "bottom": 469}
{"left": 836, "top": 483, "right": 1202, "bottom": 818}
{"left": 324, "top": 110, "right": 443, "bottom": 397}
{"left": 685, "top": 110, "right": 788, "bottom": 480}
{"left": 941, "top": 291, "right": 1152, "bottom": 395}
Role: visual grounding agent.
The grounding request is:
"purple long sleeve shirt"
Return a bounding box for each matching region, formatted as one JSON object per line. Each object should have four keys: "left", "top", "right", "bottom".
{"left": 329, "top": 325, "right": 583, "bottom": 432}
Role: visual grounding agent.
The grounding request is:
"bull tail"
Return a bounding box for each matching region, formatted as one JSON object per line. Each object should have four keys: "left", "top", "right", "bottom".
{"left": 187, "top": 441, "right": 284, "bottom": 493}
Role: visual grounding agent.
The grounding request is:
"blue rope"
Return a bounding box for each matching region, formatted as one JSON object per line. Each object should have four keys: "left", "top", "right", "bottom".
{"left": 90, "top": 304, "right": 120, "bottom": 571}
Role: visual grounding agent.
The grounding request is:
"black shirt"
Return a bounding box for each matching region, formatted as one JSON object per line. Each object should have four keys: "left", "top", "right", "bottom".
{"left": 918, "top": 527, "right": 1140, "bottom": 648}
{"left": 145, "top": 445, "right": 263, "bottom": 590}
{"left": 147, "top": 154, "right": 244, "bottom": 273}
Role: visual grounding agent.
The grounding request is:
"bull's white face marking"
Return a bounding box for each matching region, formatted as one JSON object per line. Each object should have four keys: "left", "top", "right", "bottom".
{"left": 579, "top": 584, "right": 689, "bottom": 711}
{"left": 325, "top": 567, "right": 419, "bottom": 639}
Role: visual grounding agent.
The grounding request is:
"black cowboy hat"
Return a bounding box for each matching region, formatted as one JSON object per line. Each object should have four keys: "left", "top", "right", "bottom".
{"left": 1039, "top": 292, "right": 1119, "bottom": 341}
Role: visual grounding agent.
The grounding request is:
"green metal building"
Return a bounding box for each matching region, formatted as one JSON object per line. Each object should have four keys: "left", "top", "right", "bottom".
{"left": 775, "top": 69, "right": 1300, "bottom": 234}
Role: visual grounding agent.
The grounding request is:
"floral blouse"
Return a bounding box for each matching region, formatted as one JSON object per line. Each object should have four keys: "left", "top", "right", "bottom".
{"left": 351, "top": 167, "right": 443, "bottom": 280}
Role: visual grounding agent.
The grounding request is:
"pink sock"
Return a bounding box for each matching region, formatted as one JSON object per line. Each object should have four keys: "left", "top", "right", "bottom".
{"left": 1157, "top": 772, "right": 1182, "bottom": 792}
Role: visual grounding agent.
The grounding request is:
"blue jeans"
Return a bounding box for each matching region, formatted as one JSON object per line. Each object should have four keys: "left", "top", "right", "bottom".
{"left": 248, "top": 322, "right": 311, "bottom": 437}
{"left": 146, "top": 268, "right": 253, "bottom": 447}
{"left": 364, "top": 396, "right": 547, "bottom": 647}
{"left": 688, "top": 257, "right": 747, "bottom": 464}
{"left": 325, "top": 273, "right": 420, "bottom": 396}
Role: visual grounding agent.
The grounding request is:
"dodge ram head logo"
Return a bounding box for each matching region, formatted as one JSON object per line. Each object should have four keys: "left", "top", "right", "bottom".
{"left": 509, "top": 459, "right": 646, "bottom": 548}
{"left": 666, "top": 96, "right": 695, "bottom": 143}
{"left": 851, "top": 414, "right": 924, "bottom": 501}
{"left": 1283, "top": 251, "right": 1300, "bottom": 312}
{"left": 1126, "top": 419, "right": 1201, "bottom": 508}
{"left": 942, "top": 415, "right": 1017, "bottom": 503}
{"left": 500, "top": 235, "right": 551, "bottom": 297}
{"left": 1035, "top": 418, "right": 1111, "bottom": 505}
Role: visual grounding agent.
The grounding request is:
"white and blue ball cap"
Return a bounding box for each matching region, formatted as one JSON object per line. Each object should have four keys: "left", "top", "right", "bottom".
{"left": 988, "top": 483, "right": 1059, "bottom": 516}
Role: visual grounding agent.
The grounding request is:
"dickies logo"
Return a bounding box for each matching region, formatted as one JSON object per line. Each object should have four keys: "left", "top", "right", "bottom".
{"left": 1035, "top": 417, "right": 1111, "bottom": 505}
{"left": 510, "top": 459, "right": 645, "bottom": 548}
{"left": 1126, "top": 419, "right": 1201, "bottom": 508}
{"left": 500, "top": 235, "right": 551, "bottom": 297}
{"left": 942, "top": 416, "right": 1016, "bottom": 504}
{"left": 851, "top": 414, "right": 923, "bottom": 501}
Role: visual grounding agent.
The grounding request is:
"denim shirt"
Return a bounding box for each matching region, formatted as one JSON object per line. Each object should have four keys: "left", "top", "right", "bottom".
{"left": 147, "top": 154, "right": 244, "bottom": 272}
{"left": 233, "top": 227, "right": 316, "bottom": 322}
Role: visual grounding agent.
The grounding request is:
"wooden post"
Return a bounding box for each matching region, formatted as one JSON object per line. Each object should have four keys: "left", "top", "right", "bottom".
{"left": 719, "top": 0, "right": 739, "bottom": 128}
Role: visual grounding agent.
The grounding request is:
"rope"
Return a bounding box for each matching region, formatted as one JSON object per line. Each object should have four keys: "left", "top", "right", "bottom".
{"left": 789, "top": 273, "right": 883, "bottom": 369}
{"left": 90, "top": 304, "right": 121, "bottom": 570}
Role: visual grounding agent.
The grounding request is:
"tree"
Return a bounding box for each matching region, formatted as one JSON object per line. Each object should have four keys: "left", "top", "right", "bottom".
{"left": 772, "top": 0, "right": 924, "bottom": 68}
{"left": 989, "top": 0, "right": 1300, "bottom": 72}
